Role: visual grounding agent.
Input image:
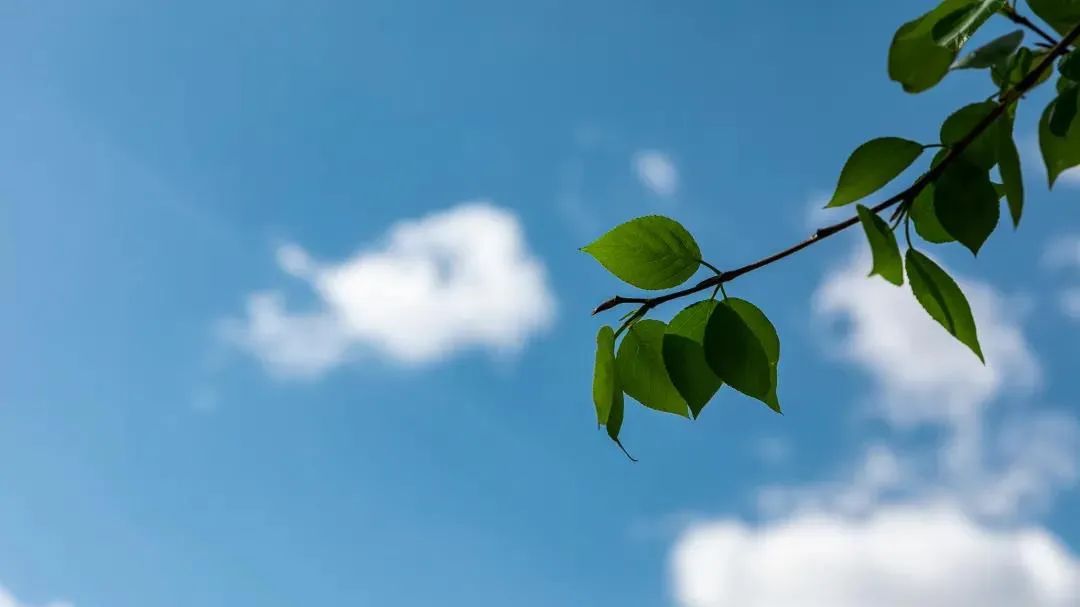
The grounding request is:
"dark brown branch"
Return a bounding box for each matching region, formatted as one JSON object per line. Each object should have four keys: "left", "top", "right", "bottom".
{"left": 1001, "top": 4, "right": 1064, "bottom": 48}
{"left": 594, "top": 21, "right": 1080, "bottom": 318}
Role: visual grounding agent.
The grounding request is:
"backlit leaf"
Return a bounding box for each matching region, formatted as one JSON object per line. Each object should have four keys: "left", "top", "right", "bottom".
{"left": 934, "top": 158, "right": 1000, "bottom": 255}
{"left": 940, "top": 101, "right": 999, "bottom": 170}
{"left": 1028, "top": 0, "right": 1080, "bottom": 37}
{"left": 583, "top": 216, "right": 702, "bottom": 290}
{"left": 827, "top": 138, "right": 925, "bottom": 207}
{"left": 704, "top": 301, "right": 772, "bottom": 405}
{"left": 996, "top": 114, "right": 1024, "bottom": 228}
{"left": 616, "top": 320, "right": 689, "bottom": 417}
{"left": 953, "top": 29, "right": 1023, "bottom": 70}
{"left": 725, "top": 299, "right": 782, "bottom": 413}
{"left": 856, "top": 204, "right": 904, "bottom": 286}
{"left": 906, "top": 249, "right": 984, "bottom": 361}
{"left": 1040, "top": 93, "right": 1080, "bottom": 188}
{"left": 592, "top": 326, "right": 620, "bottom": 425}
{"left": 910, "top": 184, "right": 956, "bottom": 244}
{"left": 889, "top": 0, "right": 970, "bottom": 93}
{"left": 663, "top": 301, "right": 724, "bottom": 418}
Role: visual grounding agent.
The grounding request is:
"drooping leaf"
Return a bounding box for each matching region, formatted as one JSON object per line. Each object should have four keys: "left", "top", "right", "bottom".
{"left": 1050, "top": 83, "right": 1079, "bottom": 138}
{"left": 910, "top": 184, "right": 956, "bottom": 244}
{"left": 856, "top": 204, "right": 904, "bottom": 286}
{"left": 592, "top": 326, "right": 620, "bottom": 425}
{"left": 827, "top": 138, "right": 925, "bottom": 207}
{"left": 934, "top": 158, "right": 1000, "bottom": 255}
{"left": 1040, "top": 94, "right": 1080, "bottom": 188}
{"left": 906, "top": 249, "right": 984, "bottom": 361}
{"left": 606, "top": 382, "right": 625, "bottom": 443}
{"left": 703, "top": 301, "right": 772, "bottom": 404}
{"left": 663, "top": 301, "right": 724, "bottom": 418}
{"left": 995, "top": 114, "right": 1024, "bottom": 227}
{"left": 940, "top": 101, "right": 999, "bottom": 169}
{"left": 1028, "top": 0, "right": 1080, "bottom": 37}
{"left": 616, "top": 320, "right": 689, "bottom": 417}
{"left": 889, "top": 0, "right": 970, "bottom": 93}
{"left": 582, "top": 216, "right": 702, "bottom": 290}
{"left": 953, "top": 29, "right": 1024, "bottom": 70}
{"left": 724, "top": 299, "right": 782, "bottom": 413}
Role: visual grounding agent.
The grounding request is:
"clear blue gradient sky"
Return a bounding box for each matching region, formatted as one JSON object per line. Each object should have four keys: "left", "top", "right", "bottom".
{"left": 3, "top": 1, "right": 1080, "bottom": 606}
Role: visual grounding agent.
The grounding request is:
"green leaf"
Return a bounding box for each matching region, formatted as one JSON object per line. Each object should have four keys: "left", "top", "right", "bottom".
{"left": 1028, "top": 0, "right": 1080, "bottom": 37}
{"left": 995, "top": 114, "right": 1024, "bottom": 228}
{"left": 616, "top": 320, "right": 689, "bottom": 417}
{"left": 1050, "top": 83, "right": 1079, "bottom": 138}
{"left": 592, "top": 326, "right": 620, "bottom": 425}
{"left": 826, "top": 138, "right": 925, "bottom": 207}
{"left": 663, "top": 301, "right": 724, "bottom": 419}
{"left": 856, "top": 205, "right": 904, "bottom": 286}
{"left": 703, "top": 301, "right": 772, "bottom": 404}
{"left": 1062, "top": 49, "right": 1080, "bottom": 81}
{"left": 940, "top": 101, "right": 999, "bottom": 170}
{"left": 583, "top": 216, "right": 702, "bottom": 290}
{"left": 910, "top": 184, "right": 956, "bottom": 244}
{"left": 992, "top": 47, "right": 1055, "bottom": 90}
{"left": 953, "top": 29, "right": 1024, "bottom": 69}
{"left": 1040, "top": 93, "right": 1080, "bottom": 188}
{"left": 606, "top": 383, "right": 625, "bottom": 444}
{"left": 724, "top": 299, "right": 782, "bottom": 413}
{"left": 930, "top": 0, "right": 1006, "bottom": 49}
{"left": 934, "top": 159, "right": 1000, "bottom": 255}
{"left": 906, "top": 249, "right": 984, "bottom": 362}
{"left": 889, "top": 0, "right": 970, "bottom": 93}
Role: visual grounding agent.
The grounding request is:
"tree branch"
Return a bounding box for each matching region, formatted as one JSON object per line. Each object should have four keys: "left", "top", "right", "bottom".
{"left": 1001, "top": 4, "right": 1064, "bottom": 48}
{"left": 593, "top": 21, "right": 1080, "bottom": 318}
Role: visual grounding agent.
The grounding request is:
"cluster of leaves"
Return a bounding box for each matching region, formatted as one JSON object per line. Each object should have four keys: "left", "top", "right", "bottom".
{"left": 584, "top": 0, "right": 1080, "bottom": 458}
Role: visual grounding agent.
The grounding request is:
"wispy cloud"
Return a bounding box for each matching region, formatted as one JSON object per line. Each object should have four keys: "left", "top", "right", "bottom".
{"left": 221, "top": 202, "right": 556, "bottom": 379}
{"left": 633, "top": 150, "right": 679, "bottom": 198}
{"left": 0, "top": 583, "right": 72, "bottom": 607}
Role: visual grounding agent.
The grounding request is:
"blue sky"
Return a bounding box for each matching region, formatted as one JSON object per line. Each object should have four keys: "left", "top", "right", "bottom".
{"left": 3, "top": 1, "right": 1080, "bottom": 606}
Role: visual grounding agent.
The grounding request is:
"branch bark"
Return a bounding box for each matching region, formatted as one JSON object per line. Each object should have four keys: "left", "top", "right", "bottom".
{"left": 594, "top": 20, "right": 1080, "bottom": 319}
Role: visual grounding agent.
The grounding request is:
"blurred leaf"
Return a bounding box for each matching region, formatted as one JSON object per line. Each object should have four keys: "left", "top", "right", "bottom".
{"left": 931, "top": 1, "right": 1005, "bottom": 50}
{"left": 582, "top": 216, "right": 701, "bottom": 290}
{"left": 617, "top": 320, "right": 689, "bottom": 417}
{"left": 992, "top": 47, "right": 1054, "bottom": 90}
{"left": 1040, "top": 94, "right": 1080, "bottom": 187}
{"left": 1050, "top": 83, "right": 1079, "bottom": 137}
{"left": 856, "top": 205, "right": 904, "bottom": 285}
{"left": 1061, "top": 49, "right": 1080, "bottom": 81}
{"left": 995, "top": 115, "right": 1025, "bottom": 227}
{"left": 953, "top": 29, "right": 1023, "bottom": 69}
{"left": 1028, "top": 0, "right": 1080, "bottom": 37}
{"left": 906, "top": 249, "right": 984, "bottom": 361}
{"left": 663, "top": 301, "right": 724, "bottom": 418}
{"left": 827, "top": 138, "right": 925, "bottom": 207}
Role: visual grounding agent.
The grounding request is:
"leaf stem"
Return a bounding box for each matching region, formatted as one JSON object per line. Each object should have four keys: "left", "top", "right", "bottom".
{"left": 592, "top": 21, "right": 1080, "bottom": 317}
{"left": 1000, "top": 4, "right": 1064, "bottom": 48}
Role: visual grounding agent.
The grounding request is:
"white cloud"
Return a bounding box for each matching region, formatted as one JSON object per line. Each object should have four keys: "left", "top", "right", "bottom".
{"left": 813, "top": 250, "right": 1039, "bottom": 428}
{"left": 633, "top": 150, "right": 679, "bottom": 198}
{"left": 223, "top": 202, "right": 556, "bottom": 378}
{"left": 671, "top": 504, "right": 1080, "bottom": 607}
{"left": 1043, "top": 235, "right": 1080, "bottom": 271}
{"left": 0, "top": 584, "right": 71, "bottom": 607}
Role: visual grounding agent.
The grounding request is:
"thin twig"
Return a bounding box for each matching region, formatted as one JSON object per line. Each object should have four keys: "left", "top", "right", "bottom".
{"left": 1001, "top": 4, "right": 1063, "bottom": 48}
{"left": 592, "top": 21, "right": 1080, "bottom": 317}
